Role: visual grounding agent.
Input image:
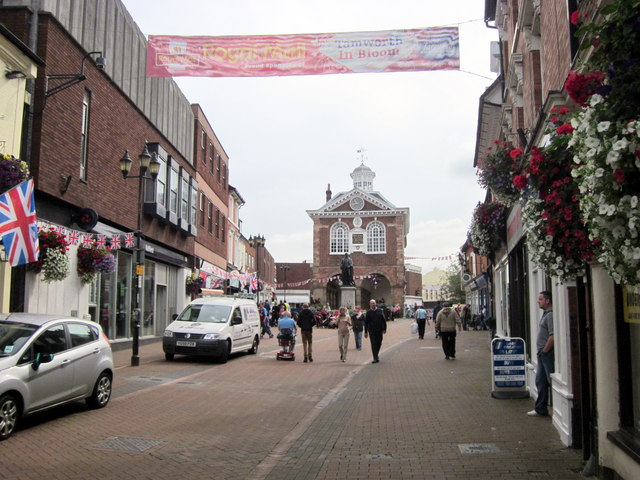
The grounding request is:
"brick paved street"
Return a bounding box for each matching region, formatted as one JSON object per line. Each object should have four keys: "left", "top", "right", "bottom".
{"left": 0, "top": 319, "right": 585, "bottom": 480}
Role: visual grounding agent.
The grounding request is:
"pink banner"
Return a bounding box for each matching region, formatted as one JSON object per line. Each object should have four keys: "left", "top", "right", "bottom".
{"left": 147, "top": 27, "right": 459, "bottom": 78}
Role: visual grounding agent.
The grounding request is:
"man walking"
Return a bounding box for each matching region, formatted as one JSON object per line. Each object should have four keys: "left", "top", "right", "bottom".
{"left": 297, "top": 303, "right": 316, "bottom": 363}
{"left": 435, "top": 301, "right": 462, "bottom": 359}
{"left": 528, "top": 291, "right": 554, "bottom": 417}
{"left": 415, "top": 304, "right": 427, "bottom": 339}
{"left": 432, "top": 301, "right": 443, "bottom": 338}
{"left": 364, "top": 299, "right": 386, "bottom": 364}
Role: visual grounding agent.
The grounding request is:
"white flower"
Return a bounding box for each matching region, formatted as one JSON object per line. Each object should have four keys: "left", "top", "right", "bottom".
{"left": 589, "top": 94, "right": 604, "bottom": 106}
{"left": 606, "top": 150, "right": 620, "bottom": 164}
{"left": 613, "top": 138, "right": 629, "bottom": 151}
{"left": 595, "top": 167, "right": 605, "bottom": 177}
{"left": 597, "top": 121, "right": 611, "bottom": 132}
{"left": 585, "top": 136, "right": 600, "bottom": 149}
{"left": 631, "top": 196, "right": 638, "bottom": 208}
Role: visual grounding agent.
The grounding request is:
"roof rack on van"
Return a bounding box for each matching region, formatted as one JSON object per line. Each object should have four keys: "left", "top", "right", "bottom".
{"left": 232, "top": 292, "right": 256, "bottom": 300}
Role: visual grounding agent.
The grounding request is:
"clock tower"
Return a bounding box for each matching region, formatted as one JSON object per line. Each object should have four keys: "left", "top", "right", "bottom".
{"left": 306, "top": 160, "right": 410, "bottom": 309}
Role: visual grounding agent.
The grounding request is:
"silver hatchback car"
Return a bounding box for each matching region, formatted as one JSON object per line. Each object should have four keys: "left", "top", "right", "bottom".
{"left": 0, "top": 313, "right": 114, "bottom": 440}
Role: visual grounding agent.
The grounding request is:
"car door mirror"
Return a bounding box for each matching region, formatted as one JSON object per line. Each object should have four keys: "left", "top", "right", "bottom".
{"left": 32, "top": 352, "right": 54, "bottom": 370}
{"left": 172, "top": 313, "right": 178, "bottom": 321}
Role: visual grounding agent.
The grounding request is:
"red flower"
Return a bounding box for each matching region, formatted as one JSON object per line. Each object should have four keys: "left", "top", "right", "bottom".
{"left": 557, "top": 123, "right": 575, "bottom": 135}
{"left": 513, "top": 174, "right": 528, "bottom": 190}
{"left": 510, "top": 148, "right": 523, "bottom": 159}
{"left": 613, "top": 168, "right": 625, "bottom": 184}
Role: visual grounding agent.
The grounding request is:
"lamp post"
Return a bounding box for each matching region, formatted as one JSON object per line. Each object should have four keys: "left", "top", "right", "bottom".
{"left": 119, "top": 144, "right": 161, "bottom": 366}
{"left": 280, "top": 265, "right": 290, "bottom": 302}
{"left": 252, "top": 235, "right": 265, "bottom": 304}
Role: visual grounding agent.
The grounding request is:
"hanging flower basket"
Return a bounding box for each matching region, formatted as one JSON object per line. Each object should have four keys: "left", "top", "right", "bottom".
{"left": 0, "top": 154, "right": 30, "bottom": 194}
{"left": 28, "top": 228, "right": 70, "bottom": 283}
{"left": 477, "top": 140, "right": 523, "bottom": 206}
{"left": 77, "top": 243, "right": 117, "bottom": 285}
{"left": 469, "top": 202, "right": 506, "bottom": 257}
{"left": 515, "top": 108, "right": 597, "bottom": 281}
{"left": 567, "top": 0, "right": 640, "bottom": 288}
{"left": 186, "top": 272, "right": 204, "bottom": 295}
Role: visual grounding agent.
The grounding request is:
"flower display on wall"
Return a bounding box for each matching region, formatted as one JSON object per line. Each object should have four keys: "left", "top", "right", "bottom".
{"left": 567, "top": 0, "right": 640, "bottom": 288}
{"left": 28, "top": 228, "right": 70, "bottom": 283}
{"left": 77, "top": 243, "right": 117, "bottom": 285}
{"left": 477, "top": 140, "right": 522, "bottom": 206}
{"left": 514, "top": 108, "right": 596, "bottom": 281}
{"left": 0, "top": 154, "right": 30, "bottom": 194}
{"left": 469, "top": 202, "right": 506, "bottom": 257}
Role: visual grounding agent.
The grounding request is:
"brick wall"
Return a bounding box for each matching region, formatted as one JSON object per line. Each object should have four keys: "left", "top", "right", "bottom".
{"left": 23, "top": 13, "right": 195, "bottom": 255}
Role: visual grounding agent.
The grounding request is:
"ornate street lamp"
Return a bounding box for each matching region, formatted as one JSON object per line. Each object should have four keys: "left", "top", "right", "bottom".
{"left": 280, "top": 264, "right": 290, "bottom": 302}
{"left": 118, "top": 143, "right": 161, "bottom": 366}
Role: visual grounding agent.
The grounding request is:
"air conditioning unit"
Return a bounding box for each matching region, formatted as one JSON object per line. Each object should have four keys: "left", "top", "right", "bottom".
{"left": 461, "top": 272, "right": 472, "bottom": 283}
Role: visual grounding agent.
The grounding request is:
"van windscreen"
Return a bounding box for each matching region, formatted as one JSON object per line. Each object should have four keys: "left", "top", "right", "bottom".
{"left": 178, "top": 305, "right": 232, "bottom": 323}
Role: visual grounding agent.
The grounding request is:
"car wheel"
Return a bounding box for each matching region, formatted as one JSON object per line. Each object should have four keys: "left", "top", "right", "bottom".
{"left": 218, "top": 341, "right": 231, "bottom": 363}
{"left": 165, "top": 352, "right": 174, "bottom": 361}
{"left": 86, "top": 371, "right": 112, "bottom": 409}
{"left": 0, "top": 393, "right": 19, "bottom": 441}
{"left": 248, "top": 335, "right": 259, "bottom": 354}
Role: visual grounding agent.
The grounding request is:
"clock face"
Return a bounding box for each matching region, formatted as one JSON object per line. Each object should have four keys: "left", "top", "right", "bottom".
{"left": 349, "top": 196, "right": 364, "bottom": 211}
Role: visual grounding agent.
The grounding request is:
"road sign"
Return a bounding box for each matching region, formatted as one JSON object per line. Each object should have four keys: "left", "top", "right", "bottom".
{"left": 491, "top": 337, "right": 529, "bottom": 399}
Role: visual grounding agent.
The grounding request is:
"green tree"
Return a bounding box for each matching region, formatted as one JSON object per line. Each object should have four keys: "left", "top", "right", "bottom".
{"left": 440, "top": 260, "right": 464, "bottom": 304}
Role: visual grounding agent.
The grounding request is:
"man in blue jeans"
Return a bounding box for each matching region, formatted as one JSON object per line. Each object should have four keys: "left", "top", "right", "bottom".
{"left": 528, "top": 291, "right": 554, "bottom": 417}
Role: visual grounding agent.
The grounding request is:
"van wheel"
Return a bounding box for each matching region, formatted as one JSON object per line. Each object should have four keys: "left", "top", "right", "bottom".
{"left": 0, "top": 393, "right": 19, "bottom": 441}
{"left": 248, "top": 336, "right": 259, "bottom": 354}
{"left": 165, "top": 352, "right": 174, "bottom": 361}
{"left": 218, "top": 341, "right": 231, "bottom": 363}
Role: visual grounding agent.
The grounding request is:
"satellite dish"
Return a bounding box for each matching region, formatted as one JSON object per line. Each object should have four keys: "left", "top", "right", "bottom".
{"left": 72, "top": 208, "right": 99, "bottom": 231}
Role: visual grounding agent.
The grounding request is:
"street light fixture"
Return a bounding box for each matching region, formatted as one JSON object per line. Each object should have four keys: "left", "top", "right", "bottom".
{"left": 118, "top": 143, "right": 161, "bottom": 366}
{"left": 280, "top": 265, "right": 290, "bottom": 302}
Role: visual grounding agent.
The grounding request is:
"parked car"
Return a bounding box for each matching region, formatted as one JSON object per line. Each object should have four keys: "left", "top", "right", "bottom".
{"left": 0, "top": 313, "right": 114, "bottom": 440}
{"left": 163, "top": 295, "right": 261, "bottom": 363}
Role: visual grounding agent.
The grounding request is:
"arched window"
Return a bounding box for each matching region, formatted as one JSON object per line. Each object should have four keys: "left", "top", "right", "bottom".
{"left": 330, "top": 222, "right": 349, "bottom": 254}
{"left": 366, "top": 221, "right": 386, "bottom": 253}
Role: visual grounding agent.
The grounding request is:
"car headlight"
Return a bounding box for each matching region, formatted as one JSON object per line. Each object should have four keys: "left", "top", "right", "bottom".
{"left": 203, "top": 333, "right": 219, "bottom": 340}
{"left": 163, "top": 330, "right": 174, "bottom": 337}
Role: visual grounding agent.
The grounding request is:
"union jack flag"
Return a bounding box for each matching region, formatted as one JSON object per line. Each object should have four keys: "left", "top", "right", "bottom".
{"left": 82, "top": 235, "right": 93, "bottom": 248}
{"left": 0, "top": 179, "right": 39, "bottom": 266}
{"left": 110, "top": 234, "right": 121, "bottom": 250}
{"left": 67, "top": 229, "right": 81, "bottom": 246}
{"left": 124, "top": 232, "right": 135, "bottom": 248}
{"left": 249, "top": 274, "right": 258, "bottom": 293}
{"left": 95, "top": 234, "right": 107, "bottom": 250}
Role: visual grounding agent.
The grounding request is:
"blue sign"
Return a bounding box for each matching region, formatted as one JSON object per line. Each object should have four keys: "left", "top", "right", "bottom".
{"left": 491, "top": 337, "right": 528, "bottom": 399}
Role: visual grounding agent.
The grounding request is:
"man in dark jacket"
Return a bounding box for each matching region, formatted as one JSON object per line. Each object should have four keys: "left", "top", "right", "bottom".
{"left": 364, "top": 299, "right": 387, "bottom": 363}
{"left": 296, "top": 303, "right": 316, "bottom": 363}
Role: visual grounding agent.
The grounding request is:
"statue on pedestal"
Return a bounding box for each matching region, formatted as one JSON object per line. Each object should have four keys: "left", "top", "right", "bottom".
{"left": 340, "top": 253, "right": 354, "bottom": 286}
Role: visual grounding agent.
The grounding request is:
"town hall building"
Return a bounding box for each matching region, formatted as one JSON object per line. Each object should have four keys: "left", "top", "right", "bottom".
{"left": 306, "top": 162, "right": 410, "bottom": 309}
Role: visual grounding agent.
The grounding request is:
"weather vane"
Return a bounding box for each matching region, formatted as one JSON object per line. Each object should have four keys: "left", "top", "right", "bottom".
{"left": 356, "top": 146, "right": 367, "bottom": 164}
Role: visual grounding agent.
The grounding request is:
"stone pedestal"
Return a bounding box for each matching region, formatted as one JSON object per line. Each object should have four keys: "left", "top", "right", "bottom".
{"left": 340, "top": 286, "right": 356, "bottom": 309}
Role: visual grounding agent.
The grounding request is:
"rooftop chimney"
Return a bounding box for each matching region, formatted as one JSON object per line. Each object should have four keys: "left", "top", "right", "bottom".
{"left": 326, "top": 183, "right": 332, "bottom": 202}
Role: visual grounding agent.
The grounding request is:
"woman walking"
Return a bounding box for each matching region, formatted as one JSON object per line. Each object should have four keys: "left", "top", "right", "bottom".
{"left": 334, "top": 306, "right": 352, "bottom": 362}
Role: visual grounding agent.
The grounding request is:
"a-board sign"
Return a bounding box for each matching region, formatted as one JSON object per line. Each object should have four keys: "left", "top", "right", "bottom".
{"left": 491, "top": 337, "right": 529, "bottom": 399}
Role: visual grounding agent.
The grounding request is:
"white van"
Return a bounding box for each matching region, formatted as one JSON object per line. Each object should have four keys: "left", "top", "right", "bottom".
{"left": 163, "top": 295, "right": 261, "bottom": 363}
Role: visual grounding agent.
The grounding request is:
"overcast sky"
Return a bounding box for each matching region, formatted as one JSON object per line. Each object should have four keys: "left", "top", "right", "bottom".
{"left": 121, "top": 0, "right": 498, "bottom": 273}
